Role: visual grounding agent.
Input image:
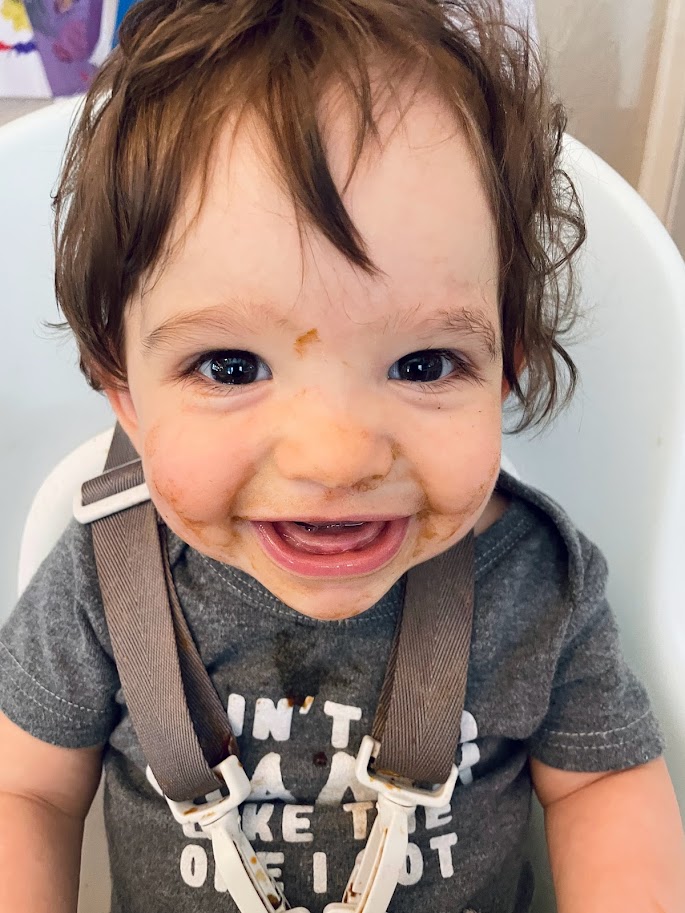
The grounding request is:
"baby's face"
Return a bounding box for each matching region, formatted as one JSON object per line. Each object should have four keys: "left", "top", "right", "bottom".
{"left": 108, "top": 87, "right": 505, "bottom": 620}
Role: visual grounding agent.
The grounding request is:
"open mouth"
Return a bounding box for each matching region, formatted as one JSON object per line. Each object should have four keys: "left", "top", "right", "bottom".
{"left": 251, "top": 517, "right": 410, "bottom": 578}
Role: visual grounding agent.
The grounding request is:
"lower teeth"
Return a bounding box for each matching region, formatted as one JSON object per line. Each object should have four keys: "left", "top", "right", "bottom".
{"left": 298, "top": 522, "right": 365, "bottom": 531}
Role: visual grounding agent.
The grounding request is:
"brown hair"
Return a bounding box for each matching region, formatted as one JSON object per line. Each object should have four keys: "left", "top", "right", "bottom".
{"left": 53, "top": 0, "right": 585, "bottom": 430}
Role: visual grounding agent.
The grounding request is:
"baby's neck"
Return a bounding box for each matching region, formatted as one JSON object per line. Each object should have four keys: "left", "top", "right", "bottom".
{"left": 474, "top": 489, "right": 510, "bottom": 535}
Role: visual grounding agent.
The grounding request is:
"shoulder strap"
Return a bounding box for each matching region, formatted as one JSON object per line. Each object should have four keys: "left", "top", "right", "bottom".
{"left": 372, "top": 534, "right": 474, "bottom": 784}
{"left": 85, "top": 425, "right": 234, "bottom": 800}
{"left": 85, "top": 423, "right": 474, "bottom": 799}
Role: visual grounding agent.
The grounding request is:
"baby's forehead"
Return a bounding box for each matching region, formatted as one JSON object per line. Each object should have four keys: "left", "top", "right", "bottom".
{"left": 146, "top": 84, "right": 497, "bottom": 319}
{"left": 314, "top": 71, "right": 471, "bottom": 184}
{"left": 171, "top": 77, "right": 472, "bottom": 219}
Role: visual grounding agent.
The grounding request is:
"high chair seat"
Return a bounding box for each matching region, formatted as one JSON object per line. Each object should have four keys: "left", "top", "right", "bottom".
{"left": 3, "top": 93, "right": 685, "bottom": 913}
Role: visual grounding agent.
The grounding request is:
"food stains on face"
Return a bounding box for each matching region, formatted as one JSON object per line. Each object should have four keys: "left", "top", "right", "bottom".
{"left": 294, "top": 328, "right": 321, "bottom": 356}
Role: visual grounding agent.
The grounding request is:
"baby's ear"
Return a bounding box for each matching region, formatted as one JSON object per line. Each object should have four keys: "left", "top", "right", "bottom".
{"left": 103, "top": 385, "right": 142, "bottom": 454}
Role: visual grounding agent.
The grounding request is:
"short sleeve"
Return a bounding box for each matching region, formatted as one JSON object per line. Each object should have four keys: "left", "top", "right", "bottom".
{"left": 528, "top": 537, "right": 664, "bottom": 772}
{"left": 0, "top": 520, "right": 120, "bottom": 748}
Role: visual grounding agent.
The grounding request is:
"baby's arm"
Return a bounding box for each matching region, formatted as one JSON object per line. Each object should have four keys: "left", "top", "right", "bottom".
{"left": 0, "top": 710, "right": 103, "bottom": 913}
{"left": 532, "top": 757, "right": 685, "bottom": 911}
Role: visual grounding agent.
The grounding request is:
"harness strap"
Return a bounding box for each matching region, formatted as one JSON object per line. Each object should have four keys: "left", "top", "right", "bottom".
{"left": 372, "top": 535, "right": 474, "bottom": 784}
{"left": 85, "top": 425, "right": 235, "bottom": 800}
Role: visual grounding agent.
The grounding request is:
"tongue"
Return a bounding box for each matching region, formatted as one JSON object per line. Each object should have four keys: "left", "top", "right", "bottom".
{"left": 273, "top": 521, "right": 386, "bottom": 554}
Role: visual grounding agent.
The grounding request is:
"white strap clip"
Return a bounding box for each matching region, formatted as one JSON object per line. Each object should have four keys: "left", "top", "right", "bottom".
{"left": 73, "top": 481, "right": 151, "bottom": 524}
{"left": 146, "top": 758, "right": 310, "bottom": 913}
{"left": 324, "top": 735, "right": 459, "bottom": 913}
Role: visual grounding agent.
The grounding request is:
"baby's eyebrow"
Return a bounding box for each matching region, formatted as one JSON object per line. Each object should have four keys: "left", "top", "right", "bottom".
{"left": 142, "top": 301, "right": 292, "bottom": 354}
{"left": 378, "top": 306, "right": 500, "bottom": 360}
{"left": 142, "top": 301, "right": 499, "bottom": 359}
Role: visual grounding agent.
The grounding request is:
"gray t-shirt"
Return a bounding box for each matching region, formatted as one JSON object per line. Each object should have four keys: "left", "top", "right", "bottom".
{"left": 0, "top": 471, "right": 663, "bottom": 913}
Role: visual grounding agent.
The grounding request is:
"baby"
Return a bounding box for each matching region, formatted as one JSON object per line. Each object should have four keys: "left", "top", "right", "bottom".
{"left": 1, "top": 1, "right": 684, "bottom": 911}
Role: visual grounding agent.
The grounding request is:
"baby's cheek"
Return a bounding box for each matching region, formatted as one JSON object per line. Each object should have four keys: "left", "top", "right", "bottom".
{"left": 411, "top": 409, "right": 502, "bottom": 547}
{"left": 140, "top": 419, "right": 250, "bottom": 527}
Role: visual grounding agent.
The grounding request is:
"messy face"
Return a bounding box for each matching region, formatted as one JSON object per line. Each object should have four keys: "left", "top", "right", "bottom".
{"left": 108, "top": 87, "right": 505, "bottom": 620}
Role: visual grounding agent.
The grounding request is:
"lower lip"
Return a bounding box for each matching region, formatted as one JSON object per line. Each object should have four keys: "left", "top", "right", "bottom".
{"left": 251, "top": 518, "right": 411, "bottom": 578}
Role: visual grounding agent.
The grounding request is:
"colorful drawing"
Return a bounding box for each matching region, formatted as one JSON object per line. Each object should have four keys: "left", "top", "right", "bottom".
{"left": 23, "top": 0, "right": 101, "bottom": 94}
{"left": 0, "top": 0, "right": 45, "bottom": 95}
{"left": 1, "top": 0, "right": 118, "bottom": 97}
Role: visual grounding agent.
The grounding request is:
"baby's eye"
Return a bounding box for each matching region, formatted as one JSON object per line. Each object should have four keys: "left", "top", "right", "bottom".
{"left": 195, "top": 351, "right": 271, "bottom": 385}
{"left": 388, "top": 349, "right": 470, "bottom": 384}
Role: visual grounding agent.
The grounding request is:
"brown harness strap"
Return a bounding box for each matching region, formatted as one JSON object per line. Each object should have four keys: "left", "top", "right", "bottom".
{"left": 85, "top": 427, "right": 232, "bottom": 799}
{"left": 372, "top": 535, "right": 474, "bottom": 784}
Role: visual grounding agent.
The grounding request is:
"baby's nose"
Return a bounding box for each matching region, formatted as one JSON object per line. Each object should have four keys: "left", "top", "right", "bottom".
{"left": 273, "top": 419, "right": 394, "bottom": 491}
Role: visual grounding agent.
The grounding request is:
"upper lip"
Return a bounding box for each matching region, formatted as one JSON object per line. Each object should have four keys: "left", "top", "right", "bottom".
{"left": 252, "top": 516, "right": 407, "bottom": 524}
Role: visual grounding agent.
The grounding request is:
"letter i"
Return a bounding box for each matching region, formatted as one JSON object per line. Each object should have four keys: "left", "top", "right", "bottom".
{"left": 313, "top": 852, "right": 328, "bottom": 894}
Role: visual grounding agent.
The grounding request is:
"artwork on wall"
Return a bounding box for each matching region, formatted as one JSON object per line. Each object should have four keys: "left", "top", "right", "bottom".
{"left": 0, "top": 0, "right": 128, "bottom": 97}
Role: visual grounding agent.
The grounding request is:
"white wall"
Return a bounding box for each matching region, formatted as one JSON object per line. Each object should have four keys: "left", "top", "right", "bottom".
{"left": 536, "top": 0, "right": 668, "bottom": 188}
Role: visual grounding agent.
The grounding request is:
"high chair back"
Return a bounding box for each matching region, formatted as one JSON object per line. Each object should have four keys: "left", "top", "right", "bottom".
{"left": 504, "top": 135, "right": 685, "bottom": 910}
{"left": 0, "top": 97, "right": 114, "bottom": 913}
{"left": 0, "top": 97, "right": 113, "bottom": 621}
{"left": 2, "top": 98, "right": 684, "bottom": 913}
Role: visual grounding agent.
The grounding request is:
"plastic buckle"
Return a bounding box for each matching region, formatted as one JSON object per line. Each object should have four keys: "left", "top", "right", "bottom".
{"left": 324, "top": 735, "right": 459, "bottom": 913}
{"left": 146, "top": 757, "right": 310, "bottom": 913}
{"left": 73, "top": 481, "right": 150, "bottom": 524}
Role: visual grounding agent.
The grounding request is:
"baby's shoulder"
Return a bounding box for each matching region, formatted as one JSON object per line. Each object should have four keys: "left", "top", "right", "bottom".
{"left": 21, "top": 517, "right": 103, "bottom": 616}
{"left": 477, "top": 471, "right": 607, "bottom": 607}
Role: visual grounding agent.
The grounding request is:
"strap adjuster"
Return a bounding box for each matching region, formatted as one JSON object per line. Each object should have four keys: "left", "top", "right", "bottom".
{"left": 147, "top": 759, "right": 310, "bottom": 913}
{"left": 73, "top": 480, "right": 151, "bottom": 524}
{"left": 324, "top": 735, "right": 459, "bottom": 913}
{"left": 355, "top": 734, "right": 459, "bottom": 807}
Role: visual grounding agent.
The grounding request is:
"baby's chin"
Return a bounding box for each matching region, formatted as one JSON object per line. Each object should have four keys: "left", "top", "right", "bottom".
{"left": 276, "top": 591, "right": 385, "bottom": 622}
{"left": 236, "top": 551, "right": 405, "bottom": 621}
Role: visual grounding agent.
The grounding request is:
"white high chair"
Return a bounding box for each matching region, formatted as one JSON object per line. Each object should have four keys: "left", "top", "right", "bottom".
{"left": 2, "top": 94, "right": 684, "bottom": 913}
